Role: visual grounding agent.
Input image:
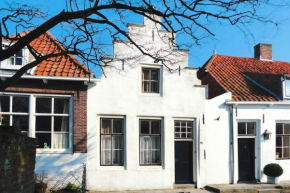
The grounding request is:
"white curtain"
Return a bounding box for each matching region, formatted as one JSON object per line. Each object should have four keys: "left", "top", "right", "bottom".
{"left": 54, "top": 100, "right": 69, "bottom": 149}
{"left": 54, "top": 133, "right": 69, "bottom": 148}
{"left": 140, "top": 136, "right": 150, "bottom": 164}
{"left": 101, "top": 136, "right": 112, "bottom": 165}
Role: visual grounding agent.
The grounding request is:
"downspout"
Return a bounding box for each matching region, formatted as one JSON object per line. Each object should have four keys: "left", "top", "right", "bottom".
{"left": 229, "top": 105, "right": 234, "bottom": 184}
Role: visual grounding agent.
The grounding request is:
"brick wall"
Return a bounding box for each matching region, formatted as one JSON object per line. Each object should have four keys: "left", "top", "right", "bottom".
{"left": 0, "top": 126, "right": 37, "bottom": 193}
{"left": 5, "top": 79, "right": 88, "bottom": 153}
{"left": 201, "top": 73, "right": 227, "bottom": 99}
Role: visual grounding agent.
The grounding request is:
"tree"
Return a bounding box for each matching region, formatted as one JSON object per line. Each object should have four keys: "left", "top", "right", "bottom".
{"left": 0, "top": 0, "right": 279, "bottom": 90}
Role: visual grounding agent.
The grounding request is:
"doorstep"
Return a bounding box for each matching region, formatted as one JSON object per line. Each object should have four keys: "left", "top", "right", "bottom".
{"left": 205, "top": 181, "right": 290, "bottom": 193}
{"left": 89, "top": 185, "right": 210, "bottom": 193}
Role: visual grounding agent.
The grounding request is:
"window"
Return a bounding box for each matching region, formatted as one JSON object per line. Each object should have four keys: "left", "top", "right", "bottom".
{"left": 0, "top": 95, "right": 29, "bottom": 134}
{"left": 0, "top": 94, "right": 72, "bottom": 151}
{"left": 142, "top": 68, "right": 159, "bottom": 93}
{"left": 101, "top": 118, "right": 124, "bottom": 166}
{"left": 9, "top": 50, "right": 24, "bottom": 66}
{"left": 35, "top": 97, "right": 70, "bottom": 149}
{"left": 1, "top": 44, "right": 27, "bottom": 69}
{"left": 276, "top": 123, "right": 290, "bottom": 159}
{"left": 140, "top": 120, "right": 161, "bottom": 165}
{"left": 175, "top": 121, "right": 193, "bottom": 139}
{"left": 285, "top": 77, "right": 290, "bottom": 98}
{"left": 238, "top": 122, "right": 256, "bottom": 135}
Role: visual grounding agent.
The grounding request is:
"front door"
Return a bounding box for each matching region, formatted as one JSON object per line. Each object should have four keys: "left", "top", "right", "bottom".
{"left": 238, "top": 138, "right": 255, "bottom": 181}
{"left": 175, "top": 141, "right": 193, "bottom": 184}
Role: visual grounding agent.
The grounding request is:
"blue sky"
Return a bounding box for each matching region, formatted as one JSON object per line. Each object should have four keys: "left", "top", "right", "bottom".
{"left": 1, "top": 0, "right": 290, "bottom": 77}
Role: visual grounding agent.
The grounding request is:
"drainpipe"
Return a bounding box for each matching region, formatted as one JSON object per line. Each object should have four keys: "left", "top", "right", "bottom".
{"left": 229, "top": 105, "right": 234, "bottom": 184}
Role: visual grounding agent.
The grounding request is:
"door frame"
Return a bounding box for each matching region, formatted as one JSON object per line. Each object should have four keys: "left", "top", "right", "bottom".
{"left": 172, "top": 118, "right": 196, "bottom": 185}
{"left": 235, "top": 120, "right": 261, "bottom": 182}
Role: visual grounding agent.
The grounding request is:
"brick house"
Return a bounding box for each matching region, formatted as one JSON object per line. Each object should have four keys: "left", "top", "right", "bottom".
{"left": 198, "top": 44, "right": 290, "bottom": 184}
{"left": 0, "top": 31, "right": 99, "bottom": 188}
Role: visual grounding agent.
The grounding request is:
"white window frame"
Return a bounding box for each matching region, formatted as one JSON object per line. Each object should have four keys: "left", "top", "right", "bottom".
{"left": 0, "top": 92, "right": 73, "bottom": 154}
{"left": 139, "top": 64, "right": 162, "bottom": 96}
{"left": 100, "top": 118, "right": 124, "bottom": 166}
{"left": 275, "top": 122, "right": 290, "bottom": 159}
{"left": 0, "top": 42, "right": 29, "bottom": 69}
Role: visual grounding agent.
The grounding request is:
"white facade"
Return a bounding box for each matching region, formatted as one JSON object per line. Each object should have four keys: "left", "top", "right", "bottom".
{"left": 86, "top": 14, "right": 206, "bottom": 191}
{"left": 205, "top": 92, "right": 290, "bottom": 184}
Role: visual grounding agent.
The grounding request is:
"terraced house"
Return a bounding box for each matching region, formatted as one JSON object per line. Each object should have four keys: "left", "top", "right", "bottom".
{"left": 0, "top": 31, "right": 98, "bottom": 188}
{"left": 199, "top": 43, "right": 290, "bottom": 185}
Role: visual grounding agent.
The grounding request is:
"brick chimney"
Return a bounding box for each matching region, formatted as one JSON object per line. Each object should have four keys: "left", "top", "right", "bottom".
{"left": 254, "top": 43, "right": 272, "bottom": 61}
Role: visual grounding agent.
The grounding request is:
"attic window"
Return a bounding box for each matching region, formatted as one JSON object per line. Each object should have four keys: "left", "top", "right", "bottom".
{"left": 0, "top": 45, "right": 27, "bottom": 69}
{"left": 10, "top": 50, "right": 24, "bottom": 65}
{"left": 285, "top": 77, "right": 290, "bottom": 98}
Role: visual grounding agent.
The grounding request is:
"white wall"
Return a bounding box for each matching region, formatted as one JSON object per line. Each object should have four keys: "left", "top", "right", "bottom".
{"left": 35, "top": 153, "right": 87, "bottom": 189}
{"left": 86, "top": 65, "right": 206, "bottom": 191}
{"left": 205, "top": 93, "right": 290, "bottom": 184}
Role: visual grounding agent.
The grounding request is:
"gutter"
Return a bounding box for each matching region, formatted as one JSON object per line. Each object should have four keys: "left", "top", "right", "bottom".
{"left": 0, "top": 74, "right": 100, "bottom": 83}
{"left": 226, "top": 101, "right": 290, "bottom": 106}
{"left": 229, "top": 105, "right": 234, "bottom": 184}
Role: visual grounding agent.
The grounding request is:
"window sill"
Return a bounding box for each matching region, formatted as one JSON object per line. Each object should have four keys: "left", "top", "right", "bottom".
{"left": 139, "top": 92, "right": 161, "bottom": 97}
{"left": 36, "top": 149, "right": 73, "bottom": 154}
{"left": 0, "top": 65, "right": 24, "bottom": 70}
{"left": 276, "top": 158, "right": 290, "bottom": 160}
{"left": 99, "top": 166, "right": 125, "bottom": 170}
{"left": 138, "top": 165, "right": 163, "bottom": 170}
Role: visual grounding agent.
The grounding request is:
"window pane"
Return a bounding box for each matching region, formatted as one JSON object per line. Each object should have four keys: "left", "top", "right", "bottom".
{"left": 151, "top": 121, "right": 160, "bottom": 134}
{"left": 12, "top": 96, "right": 29, "bottom": 113}
{"left": 140, "top": 150, "right": 150, "bottom": 165}
{"left": 0, "top": 115, "right": 10, "bottom": 126}
{"left": 15, "top": 58, "right": 22, "bottom": 65}
{"left": 181, "top": 127, "right": 186, "bottom": 132}
{"left": 36, "top": 98, "right": 52, "bottom": 113}
{"left": 181, "top": 133, "right": 186, "bottom": 138}
{"left": 101, "top": 135, "right": 111, "bottom": 150}
{"left": 101, "top": 135, "right": 111, "bottom": 165}
{"left": 286, "top": 80, "right": 290, "bottom": 97}
{"left": 187, "top": 133, "right": 192, "bottom": 139}
{"left": 36, "top": 133, "right": 51, "bottom": 149}
{"left": 284, "top": 124, "right": 290, "bottom": 134}
{"left": 142, "top": 69, "right": 150, "bottom": 80}
{"left": 187, "top": 126, "right": 192, "bottom": 133}
{"left": 247, "top": 123, "right": 255, "bottom": 135}
{"left": 101, "top": 119, "right": 111, "bottom": 133}
{"left": 54, "top": 116, "right": 69, "bottom": 132}
{"left": 36, "top": 116, "right": 51, "bottom": 131}
{"left": 181, "top": 122, "right": 186, "bottom": 127}
{"left": 140, "top": 136, "right": 150, "bottom": 150}
{"left": 276, "top": 148, "right": 282, "bottom": 159}
{"left": 283, "top": 148, "right": 290, "bottom": 158}
{"left": 283, "top": 136, "right": 290, "bottom": 147}
{"left": 142, "top": 81, "right": 149, "bottom": 92}
{"left": 112, "top": 150, "right": 123, "bottom": 165}
{"left": 53, "top": 133, "right": 69, "bottom": 149}
{"left": 141, "top": 121, "right": 150, "bottom": 134}
{"left": 276, "top": 137, "right": 282, "bottom": 147}
{"left": 113, "top": 119, "right": 123, "bottom": 134}
{"left": 54, "top": 98, "right": 69, "bottom": 114}
{"left": 175, "top": 133, "right": 180, "bottom": 138}
{"left": 12, "top": 115, "right": 28, "bottom": 132}
{"left": 238, "top": 123, "right": 246, "bottom": 135}
{"left": 151, "top": 136, "right": 160, "bottom": 150}
{"left": 175, "top": 127, "right": 180, "bottom": 132}
{"left": 187, "top": 122, "right": 192, "bottom": 127}
{"left": 175, "top": 121, "right": 180, "bottom": 127}
{"left": 112, "top": 135, "right": 123, "bottom": 150}
{"left": 151, "top": 82, "right": 159, "bottom": 93}
{"left": 101, "top": 150, "right": 111, "bottom": 165}
{"left": 10, "top": 57, "right": 15, "bottom": 65}
{"left": 276, "top": 123, "right": 283, "bottom": 134}
{"left": 151, "top": 150, "right": 161, "bottom": 164}
{"left": 0, "top": 96, "right": 10, "bottom": 112}
{"left": 151, "top": 70, "right": 159, "bottom": 80}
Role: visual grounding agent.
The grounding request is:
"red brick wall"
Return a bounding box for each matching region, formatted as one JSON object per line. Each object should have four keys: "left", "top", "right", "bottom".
{"left": 4, "top": 79, "right": 87, "bottom": 153}
{"left": 201, "top": 73, "right": 226, "bottom": 99}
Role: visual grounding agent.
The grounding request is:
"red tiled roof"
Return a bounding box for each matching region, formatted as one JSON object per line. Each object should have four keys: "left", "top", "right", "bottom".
{"left": 200, "top": 54, "right": 290, "bottom": 101}
{"left": 8, "top": 31, "right": 93, "bottom": 78}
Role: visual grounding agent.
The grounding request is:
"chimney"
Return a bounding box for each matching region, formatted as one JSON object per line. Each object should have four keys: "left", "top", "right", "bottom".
{"left": 143, "top": 6, "right": 161, "bottom": 30}
{"left": 254, "top": 43, "right": 272, "bottom": 61}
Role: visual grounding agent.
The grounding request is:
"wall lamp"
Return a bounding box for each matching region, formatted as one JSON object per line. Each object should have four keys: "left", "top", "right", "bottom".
{"left": 263, "top": 129, "right": 272, "bottom": 140}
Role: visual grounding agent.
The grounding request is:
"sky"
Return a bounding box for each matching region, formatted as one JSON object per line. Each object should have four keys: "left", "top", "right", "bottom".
{"left": 1, "top": 0, "right": 290, "bottom": 77}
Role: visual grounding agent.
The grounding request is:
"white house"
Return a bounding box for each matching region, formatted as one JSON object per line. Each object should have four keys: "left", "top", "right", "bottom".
{"left": 86, "top": 14, "right": 206, "bottom": 191}
{"left": 199, "top": 44, "right": 290, "bottom": 184}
